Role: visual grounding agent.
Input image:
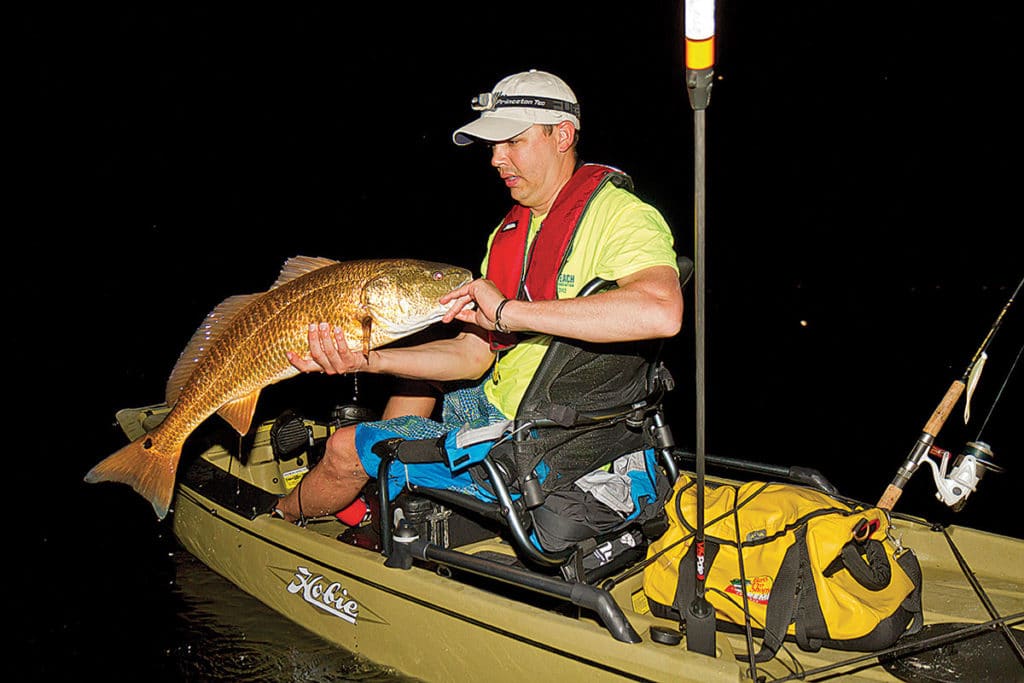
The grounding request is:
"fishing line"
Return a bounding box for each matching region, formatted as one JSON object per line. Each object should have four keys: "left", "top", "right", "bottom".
{"left": 973, "top": 340, "right": 1023, "bottom": 442}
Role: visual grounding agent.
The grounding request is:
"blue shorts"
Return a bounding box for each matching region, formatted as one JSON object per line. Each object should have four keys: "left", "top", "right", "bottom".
{"left": 354, "top": 380, "right": 508, "bottom": 501}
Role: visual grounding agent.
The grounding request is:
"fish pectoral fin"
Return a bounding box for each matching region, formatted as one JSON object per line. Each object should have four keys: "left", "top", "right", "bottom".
{"left": 217, "top": 391, "right": 261, "bottom": 435}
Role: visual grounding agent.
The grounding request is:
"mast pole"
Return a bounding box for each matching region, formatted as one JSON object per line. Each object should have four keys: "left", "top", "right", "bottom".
{"left": 684, "top": 0, "right": 717, "bottom": 657}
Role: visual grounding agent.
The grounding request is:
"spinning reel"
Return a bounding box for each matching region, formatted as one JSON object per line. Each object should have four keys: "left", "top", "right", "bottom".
{"left": 923, "top": 441, "right": 1004, "bottom": 512}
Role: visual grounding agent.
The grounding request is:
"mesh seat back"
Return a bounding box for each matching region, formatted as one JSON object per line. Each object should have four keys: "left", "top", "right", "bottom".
{"left": 490, "top": 337, "right": 656, "bottom": 494}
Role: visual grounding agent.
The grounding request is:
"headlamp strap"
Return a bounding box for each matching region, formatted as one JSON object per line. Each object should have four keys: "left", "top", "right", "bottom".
{"left": 472, "top": 92, "right": 580, "bottom": 119}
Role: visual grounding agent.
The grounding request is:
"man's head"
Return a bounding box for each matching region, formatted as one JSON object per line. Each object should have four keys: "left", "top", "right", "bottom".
{"left": 452, "top": 70, "right": 580, "bottom": 146}
{"left": 454, "top": 70, "right": 580, "bottom": 213}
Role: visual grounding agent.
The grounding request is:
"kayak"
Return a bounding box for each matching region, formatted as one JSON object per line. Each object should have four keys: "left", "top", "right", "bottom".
{"left": 115, "top": 403, "right": 1024, "bottom": 682}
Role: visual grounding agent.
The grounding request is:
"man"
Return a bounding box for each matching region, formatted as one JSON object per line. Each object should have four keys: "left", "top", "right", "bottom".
{"left": 274, "top": 70, "right": 682, "bottom": 544}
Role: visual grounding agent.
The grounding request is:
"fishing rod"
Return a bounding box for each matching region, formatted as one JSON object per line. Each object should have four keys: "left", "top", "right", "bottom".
{"left": 683, "top": 0, "right": 718, "bottom": 659}
{"left": 877, "top": 276, "right": 1022, "bottom": 511}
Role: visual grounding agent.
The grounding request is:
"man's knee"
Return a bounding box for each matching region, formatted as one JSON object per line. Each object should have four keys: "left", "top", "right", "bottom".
{"left": 323, "top": 426, "right": 368, "bottom": 479}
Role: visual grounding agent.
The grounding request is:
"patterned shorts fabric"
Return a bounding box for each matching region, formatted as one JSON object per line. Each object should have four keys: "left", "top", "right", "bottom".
{"left": 354, "top": 379, "right": 508, "bottom": 500}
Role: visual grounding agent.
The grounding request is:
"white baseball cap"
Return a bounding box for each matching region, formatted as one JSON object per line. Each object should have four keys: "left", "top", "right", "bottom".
{"left": 453, "top": 70, "right": 581, "bottom": 146}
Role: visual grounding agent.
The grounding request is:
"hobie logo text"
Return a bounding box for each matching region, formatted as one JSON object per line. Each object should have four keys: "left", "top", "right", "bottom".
{"left": 287, "top": 567, "right": 359, "bottom": 624}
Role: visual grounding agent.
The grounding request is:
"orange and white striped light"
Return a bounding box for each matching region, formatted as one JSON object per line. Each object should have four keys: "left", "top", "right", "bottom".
{"left": 685, "top": 0, "right": 716, "bottom": 70}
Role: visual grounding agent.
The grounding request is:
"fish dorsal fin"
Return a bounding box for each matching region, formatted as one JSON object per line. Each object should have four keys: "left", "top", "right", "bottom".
{"left": 270, "top": 255, "right": 340, "bottom": 290}
{"left": 165, "top": 293, "right": 260, "bottom": 406}
{"left": 217, "top": 390, "right": 262, "bottom": 435}
{"left": 163, "top": 256, "right": 335, "bottom": 405}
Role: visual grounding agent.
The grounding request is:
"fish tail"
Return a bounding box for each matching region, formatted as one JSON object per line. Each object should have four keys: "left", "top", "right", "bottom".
{"left": 84, "top": 437, "right": 180, "bottom": 520}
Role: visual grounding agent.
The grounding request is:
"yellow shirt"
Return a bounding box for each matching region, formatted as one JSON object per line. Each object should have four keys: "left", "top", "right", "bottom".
{"left": 480, "top": 182, "right": 678, "bottom": 417}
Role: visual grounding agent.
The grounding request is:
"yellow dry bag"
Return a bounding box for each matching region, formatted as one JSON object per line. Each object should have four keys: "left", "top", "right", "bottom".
{"left": 643, "top": 475, "right": 923, "bottom": 661}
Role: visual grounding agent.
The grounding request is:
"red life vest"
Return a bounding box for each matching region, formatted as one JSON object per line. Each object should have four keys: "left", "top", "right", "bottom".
{"left": 485, "top": 163, "right": 632, "bottom": 349}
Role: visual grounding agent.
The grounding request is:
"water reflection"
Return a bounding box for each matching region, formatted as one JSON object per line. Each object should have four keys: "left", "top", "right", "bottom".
{"left": 168, "top": 551, "right": 416, "bottom": 682}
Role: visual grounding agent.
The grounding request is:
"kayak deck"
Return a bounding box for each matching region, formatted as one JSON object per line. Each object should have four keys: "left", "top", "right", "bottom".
{"left": 165, "top": 421, "right": 1023, "bottom": 682}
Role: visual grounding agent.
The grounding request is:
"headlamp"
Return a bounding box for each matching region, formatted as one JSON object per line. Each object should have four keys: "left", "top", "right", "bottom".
{"left": 471, "top": 92, "right": 495, "bottom": 111}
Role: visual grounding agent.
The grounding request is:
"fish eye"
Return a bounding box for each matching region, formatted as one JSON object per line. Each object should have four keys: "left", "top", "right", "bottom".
{"left": 432, "top": 271, "right": 444, "bottom": 281}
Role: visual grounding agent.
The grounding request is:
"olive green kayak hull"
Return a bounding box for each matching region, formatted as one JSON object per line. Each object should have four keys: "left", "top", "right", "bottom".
{"left": 165, "top": 418, "right": 1023, "bottom": 682}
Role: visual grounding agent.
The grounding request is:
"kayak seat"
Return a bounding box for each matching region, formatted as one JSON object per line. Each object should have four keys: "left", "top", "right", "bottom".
{"left": 372, "top": 256, "right": 693, "bottom": 579}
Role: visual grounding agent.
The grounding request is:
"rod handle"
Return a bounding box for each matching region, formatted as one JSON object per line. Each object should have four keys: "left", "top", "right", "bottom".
{"left": 923, "top": 379, "right": 965, "bottom": 436}
{"left": 877, "top": 379, "right": 966, "bottom": 510}
{"left": 877, "top": 484, "right": 903, "bottom": 511}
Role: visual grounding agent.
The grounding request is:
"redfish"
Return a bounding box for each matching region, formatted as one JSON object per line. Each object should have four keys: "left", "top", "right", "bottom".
{"left": 86, "top": 256, "right": 472, "bottom": 519}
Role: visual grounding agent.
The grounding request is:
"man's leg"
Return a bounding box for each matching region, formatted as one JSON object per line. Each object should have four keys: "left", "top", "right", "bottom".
{"left": 274, "top": 425, "right": 368, "bottom": 522}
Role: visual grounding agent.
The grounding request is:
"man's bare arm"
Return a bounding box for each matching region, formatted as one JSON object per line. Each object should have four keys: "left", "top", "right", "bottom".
{"left": 287, "top": 323, "right": 495, "bottom": 382}
{"left": 442, "top": 265, "right": 683, "bottom": 343}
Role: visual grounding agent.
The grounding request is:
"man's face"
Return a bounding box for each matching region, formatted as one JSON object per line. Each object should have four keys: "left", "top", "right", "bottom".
{"left": 489, "top": 123, "right": 571, "bottom": 213}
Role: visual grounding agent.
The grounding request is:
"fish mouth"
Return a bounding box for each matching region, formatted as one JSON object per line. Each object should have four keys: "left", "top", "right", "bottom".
{"left": 436, "top": 272, "right": 473, "bottom": 315}
{"left": 383, "top": 306, "right": 449, "bottom": 337}
{"left": 376, "top": 271, "right": 473, "bottom": 338}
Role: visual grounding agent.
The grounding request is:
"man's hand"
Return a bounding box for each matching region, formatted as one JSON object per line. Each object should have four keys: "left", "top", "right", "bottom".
{"left": 441, "top": 278, "right": 508, "bottom": 330}
{"left": 286, "top": 322, "right": 368, "bottom": 375}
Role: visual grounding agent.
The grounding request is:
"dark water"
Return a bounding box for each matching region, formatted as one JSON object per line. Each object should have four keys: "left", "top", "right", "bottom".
{"left": 23, "top": 502, "right": 414, "bottom": 682}
{"left": 16, "top": 4, "right": 1022, "bottom": 681}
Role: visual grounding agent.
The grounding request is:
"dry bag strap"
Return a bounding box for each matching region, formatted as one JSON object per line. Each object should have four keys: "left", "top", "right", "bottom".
{"left": 822, "top": 517, "right": 892, "bottom": 591}
{"left": 755, "top": 537, "right": 803, "bottom": 662}
{"left": 897, "top": 551, "right": 925, "bottom": 637}
{"left": 823, "top": 539, "right": 892, "bottom": 591}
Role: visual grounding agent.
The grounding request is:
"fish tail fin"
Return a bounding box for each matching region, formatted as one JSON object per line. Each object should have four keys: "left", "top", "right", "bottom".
{"left": 84, "top": 438, "right": 180, "bottom": 520}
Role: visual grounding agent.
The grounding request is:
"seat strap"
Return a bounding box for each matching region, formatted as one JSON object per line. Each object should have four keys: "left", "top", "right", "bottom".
{"left": 371, "top": 437, "right": 447, "bottom": 464}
